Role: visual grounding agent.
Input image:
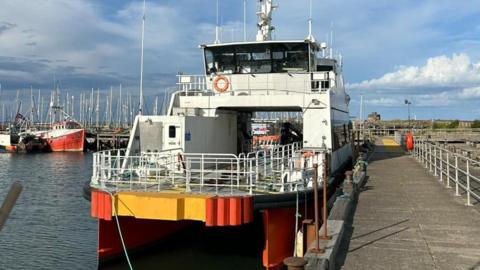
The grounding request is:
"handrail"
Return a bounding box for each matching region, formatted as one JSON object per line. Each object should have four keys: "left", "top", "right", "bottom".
{"left": 412, "top": 139, "right": 480, "bottom": 206}
{"left": 91, "top": 142, "right": 306, "bottom": 195}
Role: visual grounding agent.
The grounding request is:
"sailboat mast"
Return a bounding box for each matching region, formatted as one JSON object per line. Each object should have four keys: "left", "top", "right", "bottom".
{"left": 139, "top": 0, "right": 146, "bottom": 115}
{"left": 96, "top": 89, "right": 100, "bottom": 127}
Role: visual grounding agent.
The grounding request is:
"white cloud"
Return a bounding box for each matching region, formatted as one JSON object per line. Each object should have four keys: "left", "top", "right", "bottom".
{"left": 0, "top": 0, "right": 218, "bottom": 91}
{"left": 350, "top": 54, "right": 480, "bottom": 90}
{"left": 366, "top": 98, "right": 400, "bottom": 106}
{"left": 458, "top": 86, "right": 480, "bottom": 99}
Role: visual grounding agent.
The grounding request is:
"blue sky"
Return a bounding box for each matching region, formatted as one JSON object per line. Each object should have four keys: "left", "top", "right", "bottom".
{"left": 0, "top": 0, "right": 479, "bottom": 120}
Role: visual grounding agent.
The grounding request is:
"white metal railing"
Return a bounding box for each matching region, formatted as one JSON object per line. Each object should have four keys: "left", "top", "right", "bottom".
{"left": 91, "top": 142, "right": 306, "bottom": 195}
{"left": 177, "top": 75, "right": 209, "bottom": 92}
{"left": 176, "top": 74, "right": 334, "bottom": 95}
{"left": 413, "top": 139, "right": 480, "bottom": 206}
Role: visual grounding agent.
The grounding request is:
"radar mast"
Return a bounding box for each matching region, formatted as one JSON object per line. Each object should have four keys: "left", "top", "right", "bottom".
{"left": 256, "top": 0, "right": 276, "bottom": 41}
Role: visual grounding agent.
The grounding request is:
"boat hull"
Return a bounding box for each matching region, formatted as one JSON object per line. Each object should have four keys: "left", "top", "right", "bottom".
{"left": 45, "top": 129, "right": 85, "bottom": 152}
{"left": 89, "top": 157, "right": 351, "bottom": 268}
{"left": 98, "top": 217, "right": 192, "bottom": 262}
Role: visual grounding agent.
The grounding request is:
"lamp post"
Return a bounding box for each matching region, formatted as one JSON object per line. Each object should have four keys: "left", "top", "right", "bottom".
{"left": 404, "top": 99, "right": 411, "bottom": 129}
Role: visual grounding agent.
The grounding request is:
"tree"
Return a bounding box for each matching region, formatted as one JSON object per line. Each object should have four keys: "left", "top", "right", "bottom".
{"left": 447, "top": 120, "right": 459, "bottom": 129}
{"left": 472, "top": 119, "right": 480, "bottom": 128}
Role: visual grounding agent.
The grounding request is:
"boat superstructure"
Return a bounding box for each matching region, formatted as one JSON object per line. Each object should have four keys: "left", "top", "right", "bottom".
{"left": 89, "top": 1, "right": 352, "bottom": 268}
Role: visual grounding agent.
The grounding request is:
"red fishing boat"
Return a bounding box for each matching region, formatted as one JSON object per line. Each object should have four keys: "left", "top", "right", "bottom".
{"left": 39, "top": 120, "right": 85, "bottom": 152}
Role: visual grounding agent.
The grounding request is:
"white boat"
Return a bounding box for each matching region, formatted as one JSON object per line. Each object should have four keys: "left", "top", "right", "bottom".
{"left": 88, "top": 1, "right": 352, "bottom": 268}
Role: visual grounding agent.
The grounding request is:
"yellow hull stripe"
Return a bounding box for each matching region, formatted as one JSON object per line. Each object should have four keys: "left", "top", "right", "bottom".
{"left": 113, "top": 192, "right": 212, "bottom": 222}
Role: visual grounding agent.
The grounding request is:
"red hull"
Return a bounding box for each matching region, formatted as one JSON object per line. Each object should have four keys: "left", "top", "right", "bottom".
{"left": 98, "top": 217, "right": 192, "bottom": 261}
{"left": 91, "top": 190, "right": 317, "bottom": 269}
{"left": 46, "top": 129, "right": 85, "bottom": 152}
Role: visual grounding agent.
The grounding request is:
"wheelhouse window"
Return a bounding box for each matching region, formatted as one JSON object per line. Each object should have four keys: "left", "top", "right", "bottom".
{"left": 204, "top": 42, "right": 310, "bottom": 75}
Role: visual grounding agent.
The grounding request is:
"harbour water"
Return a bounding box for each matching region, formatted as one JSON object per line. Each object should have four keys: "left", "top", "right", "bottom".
{"left": 0, "top": 153, "right": 97, "bottom": 269}
{"left": 0, "top": 153, "right": 263, "bottom": 270}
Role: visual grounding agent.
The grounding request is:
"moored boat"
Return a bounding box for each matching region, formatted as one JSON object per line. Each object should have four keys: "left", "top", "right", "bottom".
{"left": 39, "top": 121, "right": 85, "bottom": 152}
{"left": 87, "top": 1, "right": 352, "bottom": 268}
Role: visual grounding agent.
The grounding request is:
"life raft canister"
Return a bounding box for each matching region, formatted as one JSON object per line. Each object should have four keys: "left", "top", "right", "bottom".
{"left": 213, "top": 76, "right": 230, "bottom": 93}
{"left": 405, "top": 132, "right": 414, "bottom": 151}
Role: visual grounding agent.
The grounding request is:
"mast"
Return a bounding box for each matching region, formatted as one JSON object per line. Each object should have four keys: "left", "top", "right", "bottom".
{"left": 71, "top": 95, "right": 75, "bottom": 118}
{"left": 153, "top": 96, "right": 158, "bottom": 115}
{"left": 214, "top": 0, "right": 221, "bottom": 44}
{"left": 30, "top": 86, "right": 34, "bottom": 126}
{"left": 109, "top": 86, "right": 113, "bottom": 126}
{"left": 138, "top": 0, "right": 146, "bottom": 115}
{"left": 118, "top": 84, "right": 122, "bottom": 127}
{"left": 306, "top": 0, "right": 315, "bottom": 41}
{"left": 96, "top": 89, "right": 100, "bottom": 127}
{"left": 255, "top": 0, "right": 275, "bottom": 41}
{"left": 243, "top": 0, "right": 247, "bottom": 41}
{"left": 37, "top": 89, "right": 41, "bottom": 123}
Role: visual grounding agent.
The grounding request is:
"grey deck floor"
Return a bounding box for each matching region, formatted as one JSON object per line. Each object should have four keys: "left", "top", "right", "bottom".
{"left": 338, "top": 139, "right": 480, "bottom": 270}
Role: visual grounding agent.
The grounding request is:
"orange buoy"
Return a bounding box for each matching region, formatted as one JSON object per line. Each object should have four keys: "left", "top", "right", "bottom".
{"left": 405, "top": 132, "right": 414, "bottom": 151}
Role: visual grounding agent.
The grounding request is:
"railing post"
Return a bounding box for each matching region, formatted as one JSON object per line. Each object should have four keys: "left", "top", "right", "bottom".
{"left": 429, "top": 144, "right": 433, "bottom": 172}
{"left": 107, "top": 151, "right": 112, "bottom": 179}
{"left": 92, "top": 153, "right": 98, "bottom": 185}
{"left": 434, "top": 146, "right": 438, "bottom": 176}
{"left": 264, "top": 150, "right": 267, "bottom": 177}
{"left": 201, "top": 155, "right": 205, "bottom": 188}
{"left": 439, "top": 148, "right": 443, "bottom": 182}
{"left": 101, "top": 153, "right": 106, "bottom": 179}
{"left": 424, "top": 141, "right": 427, "bottom": 168}
{"left": 455, "top": 155, "right": 460, "bottom": 196}
{"left": 446, "top": 151, "right": 451, "bottom": 188}
{"left": 466, "top": 159, "right": 472, "bottom": 206}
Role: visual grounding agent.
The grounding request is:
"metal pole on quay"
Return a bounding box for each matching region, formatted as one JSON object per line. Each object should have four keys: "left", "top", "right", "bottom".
{"left": 0, "top": 181, "right": 23, "bottom": 232}
{"left": 310, "top": 163, "right": 323, "bottom": 254}
{"left": 320, "top": 154, "right": 331, "bottom": 241}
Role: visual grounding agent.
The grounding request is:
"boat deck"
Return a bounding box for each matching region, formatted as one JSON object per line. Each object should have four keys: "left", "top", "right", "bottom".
{"left": 338, "top": 138, "right": 480, "bottom": 270}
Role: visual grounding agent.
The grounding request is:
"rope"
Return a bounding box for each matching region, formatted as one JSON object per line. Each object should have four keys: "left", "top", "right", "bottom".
{"left": 106, "top": 191, "right": 134, "bottom": 270}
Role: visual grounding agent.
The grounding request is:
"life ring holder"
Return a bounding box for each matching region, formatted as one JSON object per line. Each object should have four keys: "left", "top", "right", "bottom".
{"left": 213, "top": 76, "right": 230, "bottom": 93}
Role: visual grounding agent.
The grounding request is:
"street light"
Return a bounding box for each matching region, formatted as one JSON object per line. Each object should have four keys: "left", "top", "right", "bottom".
{"left": 404, "top": 99, "right": 412, "bottom": 129}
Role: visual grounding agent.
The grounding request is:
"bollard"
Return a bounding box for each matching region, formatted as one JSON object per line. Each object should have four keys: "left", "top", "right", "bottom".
{"left": 345, "top": 170, "right": 353, "bottom": 184}
{"left": 343, "top": 170, "right": 354, "bottom": 197}
{"left": 0, "top": 182, "right": 23, "bottom": 232}
{"left": 284, "top": 257, "right": 307, "bottom": 270}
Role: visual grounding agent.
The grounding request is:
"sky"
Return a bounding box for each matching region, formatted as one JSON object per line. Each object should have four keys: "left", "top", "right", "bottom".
{"left": 0, "top": 0, "right": 479, "bottom": 120}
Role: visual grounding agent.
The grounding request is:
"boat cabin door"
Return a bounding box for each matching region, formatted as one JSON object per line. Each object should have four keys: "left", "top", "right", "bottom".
{"left": 163, "top": 123, "right": 182, "bottom": 150}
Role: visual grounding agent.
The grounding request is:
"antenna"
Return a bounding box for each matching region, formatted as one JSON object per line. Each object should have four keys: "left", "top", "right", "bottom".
{"left": 214, "top": 0, "right": 220, "bottom": 44}
{"left": 306, "top": 0, "right": 315, "bottom": 41}
{"left": 243, "top": 0, "right": 247, "bottom": 41}
{"left": 139, "top": 0, "right": 146, "bottom": 115}
{"left": 330, "top": 22, "right": 334, "bottom": 58}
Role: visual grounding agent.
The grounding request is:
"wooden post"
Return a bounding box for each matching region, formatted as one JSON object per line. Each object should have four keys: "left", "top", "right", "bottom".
{"left": 0, "top": 182, "right": 23, "bottom": 232}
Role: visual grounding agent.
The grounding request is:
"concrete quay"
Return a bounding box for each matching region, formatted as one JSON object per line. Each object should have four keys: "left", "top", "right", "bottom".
{"left": 337, "top": 139, "right": 480, "bottom": 270}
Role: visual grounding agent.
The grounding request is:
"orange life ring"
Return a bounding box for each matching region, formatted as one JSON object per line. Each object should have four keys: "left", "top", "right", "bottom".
{"left": 213, "top": 76, "right": 230, "bottom": 93}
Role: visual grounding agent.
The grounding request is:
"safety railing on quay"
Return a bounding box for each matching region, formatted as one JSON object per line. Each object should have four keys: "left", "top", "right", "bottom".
{"left": 413, "top": 139, "right": 480, "bottom": 206}
{"left": 91, "top": 142, "right": 308, "bottom": 195}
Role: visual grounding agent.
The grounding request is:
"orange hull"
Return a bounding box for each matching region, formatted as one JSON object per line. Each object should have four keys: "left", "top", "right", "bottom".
{"left": 46, "top": 129, "right": 85, "bottom": 152}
